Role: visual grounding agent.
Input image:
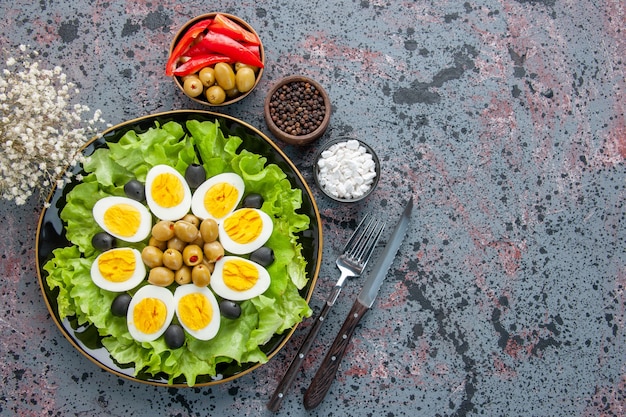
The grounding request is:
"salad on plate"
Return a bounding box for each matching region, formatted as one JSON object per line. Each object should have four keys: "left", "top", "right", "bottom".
{"left": 38, "top": 112, "right": 320, "bottom": 386}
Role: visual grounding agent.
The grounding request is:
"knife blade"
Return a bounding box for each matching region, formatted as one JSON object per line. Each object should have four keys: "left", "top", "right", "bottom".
{"left": 303, "top": 197, "right": 413, "bottom": 409}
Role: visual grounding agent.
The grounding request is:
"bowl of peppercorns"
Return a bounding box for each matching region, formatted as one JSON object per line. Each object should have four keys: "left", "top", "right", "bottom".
{"left": 264, "top": 75, "right": 331, "bottom": 145}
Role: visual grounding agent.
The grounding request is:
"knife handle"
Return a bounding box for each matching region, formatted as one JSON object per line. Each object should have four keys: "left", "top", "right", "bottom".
{"left": 267, "top": 285, "right": 342, "bottom": 412}
{"left": 303, "top": 299, "right": 369, "bottom": 409}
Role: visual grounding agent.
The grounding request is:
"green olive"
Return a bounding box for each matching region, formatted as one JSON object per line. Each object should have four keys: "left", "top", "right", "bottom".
{"left": 191, "top": 264, "right": 211, "bottom": 287}
{"left": 183, "top": 244, "right": 203, "bottom": 266}
{"left": 199, "top": 218, "right": 219, "bottom": 242}
{"left": 198, "top": 67, "right": 216, "bottom": 87}
{"left": 148, "top": 236, "right": 167, "bottom": 251}
{"left": 225, "top": 87, "right": 240, "bottom": 98}
{"left": 206, "top": 85, "right": 226, "bottom": 105}
{"left": 152, "top": 220, "right": 175, "bottom": 241}
{"left": 180, "top": 73, "right": 196, "bottom": 82}
{"left": 183, "top": 75, "right": 203, "bottom": 97}
{"left": 148, "top": 266, "right": 175, "bottom": 287}
{"left": 235, "top": 67, "right": 256, "bottom": 93}
{"left": 167, "top": 236, "right": 186, "bottom": 252}
{"left": 174, "top": 220, "right": 199, "bottom": 243}
{"left": 235, "top": 62, "right": 259, "bottom": 73}
{"left": 201, "top": 258, "right": 216, "bottom": 274}
{"left": 190, "top": 231, "right": 204, "bottom": 247}
{"left": 214, "top": 62, "right": 236, "bottom": 90}
{"left": 203, "top": 241, "right": 224, "bottom": 263}
{"left": 162, "top": 248, "right": 183, "bottom": 270}
{"left": 175, "top": 265, "right": 192, "bottom": 285}
{"left": 141, "top": 245, "right": 164, "bottom": 268}
{"left": 182, "top": 214, "right": 200, "bottom": 228}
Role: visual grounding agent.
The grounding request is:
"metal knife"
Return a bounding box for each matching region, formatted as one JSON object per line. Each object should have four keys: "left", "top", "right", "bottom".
{"left": 303, "top": 197, "right": 414, "bottom": 409}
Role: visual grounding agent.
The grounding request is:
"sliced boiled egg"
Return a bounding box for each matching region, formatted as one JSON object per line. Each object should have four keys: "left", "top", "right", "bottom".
{"left": 92, "top": 196, "right": 152, "bottom": 243}
{"left": 173, "top": 284, "right": 220, "bottom": 341}
{"left": 210, "top": 256, "right": 271, "bottom": 301}
{"left": 127, "top": 285, "right": 175, "bottom": 342}
{"left": 90, "top": 248, "right": 146, "bottom": 292}
{"left": 191, "top": 172, "right": 245, "bottom": 222}
{"left": 145, "top": 164, "right": 192, "bottom": 221}
{"left": 218, "top": 208, "right": 273, "bottom": 255}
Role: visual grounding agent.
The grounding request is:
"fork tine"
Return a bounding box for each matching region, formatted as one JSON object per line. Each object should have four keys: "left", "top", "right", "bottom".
{"left": 342, "top": 213, "right": 370, "bottom": 252}
{"left": 344, "top": 215, "right": 375, "bottom": 257}
{"left": 346, "top": 217, "right": 375, "bottom": 257}
{"left": 353, "top": 220, "right": 385, "bottom": 264}
{"left": 346, "top": 216, "right": 385, "bottom": 262}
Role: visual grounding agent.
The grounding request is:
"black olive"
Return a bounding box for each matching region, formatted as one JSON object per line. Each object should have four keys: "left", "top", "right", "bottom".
{"left": 249, "top": 246, "right": 274, "bottom": 267}
{"left": 124, "top": 179, "right": 145, "bottom": 201}
{"left": 242, "top": 193, "right": 264, "bottom": 209}
{"left": 164, "top": 324, "right": 186, "bottom": 349}
{"left": 219, "top": 300, "right": 241, "bottom": 319}
{"left": 111, "top": 293, "right": 132, "bottom": 317}
{"left": 185, "top": 164, "right": 206, "bottom": 189}
{"left": 92, "top": 232, "right": 116, "bottom": 251}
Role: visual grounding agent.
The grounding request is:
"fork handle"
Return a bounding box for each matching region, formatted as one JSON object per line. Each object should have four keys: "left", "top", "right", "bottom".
{"left": 267, "top": 285, "right": 342, "bottom": 412}
{"left": 303, "top": 299, "right": 369, "bottom": 409}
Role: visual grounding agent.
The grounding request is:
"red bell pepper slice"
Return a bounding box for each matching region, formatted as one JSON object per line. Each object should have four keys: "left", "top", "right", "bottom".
{"left": 185, "top": 36, "right": 213, "bottom": 58}
{"left": 165, "top": 18, "right": 213, "bottom": 76}
{"left": 187, "top": 38, "right": 261, "bottom": 61}
{"left": 198, "top": 31, "right": 264, "bottom": 68}
{"left": 209, "top": 13, "right": 260, "bottom": 46}
{"left": 172, "top": 54, "right": 231, "bottom": 76}
{"left": 242, "top": 43, "right": 261, "bottom": 60}
{"left": 187, "top": 39, "right": 261, "bottom": 61}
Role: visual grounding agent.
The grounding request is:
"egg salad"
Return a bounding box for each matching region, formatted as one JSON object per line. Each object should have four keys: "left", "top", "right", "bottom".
{"left": 89, "top": 165, "right": 276, "bottom": 344}
{"left": 43, "top": 118, "right": 314, "bottom": 386}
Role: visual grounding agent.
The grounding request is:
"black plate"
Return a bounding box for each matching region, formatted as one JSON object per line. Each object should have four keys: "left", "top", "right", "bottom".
{"left": 35, "top": 110, "right": 322, "bottom": 386}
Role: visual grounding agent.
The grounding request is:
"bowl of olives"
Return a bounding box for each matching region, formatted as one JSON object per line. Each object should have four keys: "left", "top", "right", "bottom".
{"left": 167, "top": 13, "right": 265, "bottom": 106}
{"left": 264, "top": 75, "right": 331, "bottom": 145}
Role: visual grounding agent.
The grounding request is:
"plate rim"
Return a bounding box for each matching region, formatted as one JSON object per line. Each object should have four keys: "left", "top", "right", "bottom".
{"left": 34, "top": 109, "right": 323, "bottom": 387}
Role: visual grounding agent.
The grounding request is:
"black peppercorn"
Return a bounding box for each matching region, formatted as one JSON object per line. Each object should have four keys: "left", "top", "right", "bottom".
{"left": 268, "top": 81, "right": 326, "bottom": 136}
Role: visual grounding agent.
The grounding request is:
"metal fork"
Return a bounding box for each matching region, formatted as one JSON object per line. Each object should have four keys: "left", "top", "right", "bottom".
{"left": 267, "top": 214, "right": 385, "bottom": 412}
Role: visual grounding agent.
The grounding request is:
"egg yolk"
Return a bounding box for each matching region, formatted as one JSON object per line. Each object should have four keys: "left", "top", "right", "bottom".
{"left": 223, "top": 259, "right": 259, "bottom": 291}
{"left": 133, "top": 298, "right": 168, "bottom": 334}
{"left": 97, "top": 249, "right": 136, "bottom": 282}
{"left": 204, "top": 182, "right": 239, "bottom": 218}
{"left": 104, "top": 204, "right": 141, "bottom": 237}
{"left": 222, "top": 209, "right": 262, "bottom": 244}
{"left": 178, "top": 293, "right": 213, "bottom": 331}
{"left": 151, "top": 172, "right": 184, "bottom": 208}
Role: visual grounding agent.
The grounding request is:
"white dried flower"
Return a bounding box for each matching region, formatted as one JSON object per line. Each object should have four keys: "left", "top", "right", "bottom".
{"left": 0, "top": 45, "right": 106, "bottom": 206}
